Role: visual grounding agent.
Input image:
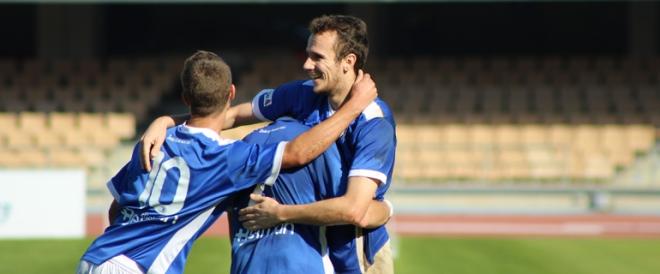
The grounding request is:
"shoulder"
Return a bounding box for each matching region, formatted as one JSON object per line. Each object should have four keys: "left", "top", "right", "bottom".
{"left": 257, "top": 79, "right": 319, "bottom": 106}
{"left": 275, "top": 79, "right": 315, "bottom": 92}
{"left": 243, "top": 118, "right": 309, "bottom": 144}
{"left": 352, "top": 99, "right": 396, "bottom": 139}
{"left": 172, "top": 125, "right": 236, "bottom": 146}
{"left": 359, "top": 98, "right": 394, "bottom": 124}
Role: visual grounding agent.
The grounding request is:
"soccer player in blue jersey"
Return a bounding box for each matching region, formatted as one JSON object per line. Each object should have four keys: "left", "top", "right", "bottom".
{"left": 77, "top": 50, "right": 377, "bottom": 274}
{"left": 228, "top": 117, "right": 392, "bottom": 274}
{"left": 140, "top": 15, "right": 395, "bottom": 274}
{"left": 237, "top": 15, "right": 396, "bottom": 274}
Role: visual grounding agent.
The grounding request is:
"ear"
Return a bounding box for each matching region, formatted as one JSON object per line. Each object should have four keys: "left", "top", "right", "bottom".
{"left": 229, "top": 84, "right": 236, "bottom": 101}
{"left": 343, "top": 53, "right": 357, "bottom": 73}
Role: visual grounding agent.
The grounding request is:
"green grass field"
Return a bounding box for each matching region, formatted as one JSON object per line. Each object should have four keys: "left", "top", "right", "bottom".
{"left": 1, "top": 236, "right": 659, "bottom": 274}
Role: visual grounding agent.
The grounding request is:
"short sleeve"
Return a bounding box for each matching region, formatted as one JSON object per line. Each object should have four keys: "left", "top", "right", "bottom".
{"left": 226, "top": 141, "right": 287, "bottom": 190}
{"left": 106, "top": 163, "right": 128, "bottom": 203}
{"left": 106, "top": 144, "right": 143, "bottom": 205}
{"left": 252, "top": 85, "right": 297, "bottom": 122}
{"left": 348, "top": 119, "right": 396, "bottom": 186}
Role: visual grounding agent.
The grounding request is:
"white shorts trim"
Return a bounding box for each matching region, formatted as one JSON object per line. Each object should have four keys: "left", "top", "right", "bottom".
{"left": 77, "top": 255, "right": 143, "bottom": 274}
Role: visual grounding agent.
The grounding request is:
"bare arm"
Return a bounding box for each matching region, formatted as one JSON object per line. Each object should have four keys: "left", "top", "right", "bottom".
{"left": 224, "top": 102, "right": 260, "bottom": 129}
{"left": 279, "top": 71, "right": 376, "bottom": 168}
{"left": 239, "top": 176, "right": 391, "bottom": 229}
{"left": 359, "top": 197, "right": 392, "bottom": 228}
{"left": 139, "top": 114, "right": 188, "bottom": 170}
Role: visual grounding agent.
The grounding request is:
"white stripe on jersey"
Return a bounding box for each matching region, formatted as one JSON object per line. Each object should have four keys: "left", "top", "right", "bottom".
{"left": 355, "top": 227, "right": 368, "bottom": 273}
{"left": 146, "top": 206, "right": 215, "bottom": 274}
{"left": 362, "top": 102, "right": 384, "bottom": 121}
{"left": 179, "top": 124, "right": 237, "bottom": 146}
{"left": 263, "top": 142, "right": 286, "bottom": 186}
{"left": 348, "top": 169, "right": 388, "bottom": 185}
{"left": 107, "top": 180, "right": 122, "bottom": 202}
{"left": 319, "top": 226, "right": 334, "bottom": 274}
{"left": 252, "top": 89, "right": 275, "bottom": 122}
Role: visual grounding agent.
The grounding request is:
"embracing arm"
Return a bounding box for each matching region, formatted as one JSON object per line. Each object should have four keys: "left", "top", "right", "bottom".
{"left": 140, "top": 71, "right": 375, "bottom": 171}
{"left": 138, "top": 114, "right": 187, "bottom": 170}
{"left": 138, "top": 103, "right": 258, "bottom": 171}
{"left": 224, "top": 102, "right": 260, "bottom": 129}
{"left": 279, "top": 71, "right": 376, "bottom": 169}
{"left": 240, "top": 176, "right": 392, "bottom": 229}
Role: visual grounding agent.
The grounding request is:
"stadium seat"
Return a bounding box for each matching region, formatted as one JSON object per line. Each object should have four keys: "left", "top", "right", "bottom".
{"left": 573, "top": 125, "right": 602, "bottom": 153}
{"left": 79, "top": 147, "right": 106, "bottom": 166}
{"left": 0, "top": 148, "right": 16, "bottom": 167}
{"left": 0, "top": 112, "right": 17, "bottom": 129}
{"left": 78, "top": 113, "right": 106, "bottom": 134}
{"left": 18, "top": 148, "right": 48, "bottom": 167}
{"left": 626, "top": 125, "right": 656, "bottom": 153}
{"left": 106, "top": 113, "right": 136, "bottom": 139}
{"left": 17, "top": 112, "right": 47, "bottom": 134}
{"left": 34, "top": 131, "right": 63, "bottom": 148}
{"left": 48, "top": 147, "right": 86, "bottom": 167}
{"left": 61, "top": 130, "right": 90, "bottom": 148}
{"left": 468, "top": 124, "right": 493, "bottom": 147}
{"left": 494, "top": 125, "right": 520, "bottom": 146}
{"left": 48, "top": 112, "right": 78, "bottom": 133}
{"left": 520, "top": 124, "right": 547, "bottom": 145}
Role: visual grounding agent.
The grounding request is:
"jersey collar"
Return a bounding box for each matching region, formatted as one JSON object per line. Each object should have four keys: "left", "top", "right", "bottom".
{"left": 179, "top": 123, "right": 233, "bottom": 145}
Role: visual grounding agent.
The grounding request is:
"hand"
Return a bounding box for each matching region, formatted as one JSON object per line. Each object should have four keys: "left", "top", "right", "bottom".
{"left": 139, "top": 117, "right": 171, "bottom": 171}
{"left": 238, "top": 194, "right": 283, "bottom": 230}
{"left": 346, "top": 69, "right": 377, "bottom": 110}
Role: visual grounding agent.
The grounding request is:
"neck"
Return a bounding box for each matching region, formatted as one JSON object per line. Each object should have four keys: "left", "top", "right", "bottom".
{"left": 328, "top": 72, "right": 357, "bottom": 110}
{"left": 186, "top": 110, "right": 226, "bottom": 134}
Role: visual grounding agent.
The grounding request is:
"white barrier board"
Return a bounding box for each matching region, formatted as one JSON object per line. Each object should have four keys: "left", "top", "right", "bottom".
{"left": 0, "top": 170, "right": 85, "bottom": 238}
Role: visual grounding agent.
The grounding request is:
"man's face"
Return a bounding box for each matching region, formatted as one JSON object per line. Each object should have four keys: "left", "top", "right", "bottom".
{"left": 303, "top": 31, "right": 345, "bottom": 94}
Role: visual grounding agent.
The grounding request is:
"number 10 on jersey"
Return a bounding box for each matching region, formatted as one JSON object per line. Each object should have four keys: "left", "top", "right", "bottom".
{"left": 138, "top": 154, "right": 191, "bottom": 215}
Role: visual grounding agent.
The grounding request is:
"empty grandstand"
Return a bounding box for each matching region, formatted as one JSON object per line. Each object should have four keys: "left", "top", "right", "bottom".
{"left": 0, "top": 2, "right": 659, "bottom": 230}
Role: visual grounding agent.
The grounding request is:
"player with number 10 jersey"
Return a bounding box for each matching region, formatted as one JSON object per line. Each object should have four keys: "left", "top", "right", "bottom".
{"left": 81, "top": 124, "right": 286, "bottom": 273}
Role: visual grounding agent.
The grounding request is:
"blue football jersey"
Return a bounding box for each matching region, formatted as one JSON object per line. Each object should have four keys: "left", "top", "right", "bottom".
{"left": 81, "top": 124, "right": 285, "bottom": 274}
{"left": 228, "top": 117, "right": 345, "bottom": 274}
{"left": 251, "top": 80, "right": 397, "bottom": 272}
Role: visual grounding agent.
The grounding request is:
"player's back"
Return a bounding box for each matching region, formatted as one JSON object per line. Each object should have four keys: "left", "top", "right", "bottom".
{"left": 228, "top": 117, "right": 343, "bottom": 274}
{"left": 82, "top": 124, "right": 283, "bottom": 274}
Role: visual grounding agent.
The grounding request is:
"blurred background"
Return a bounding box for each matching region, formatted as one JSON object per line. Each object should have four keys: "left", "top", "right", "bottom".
{"left": 0, "top": 1, "right": 660, "bottom": 274}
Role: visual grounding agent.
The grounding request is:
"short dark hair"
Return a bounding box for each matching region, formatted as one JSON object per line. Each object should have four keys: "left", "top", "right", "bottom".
{"left": 180, "top": 50, "right": 232, "bottom": 116}
{"left": 309, "top": 15, "right": 369, "bottom": 71}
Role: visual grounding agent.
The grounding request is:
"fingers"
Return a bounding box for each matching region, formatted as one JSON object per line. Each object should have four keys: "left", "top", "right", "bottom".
{"left": 238, "top": 212, "right": 256, "bottom": 222}
{"left": 140, "top": 139, "right": 152, "bottom": 171}
{"left": 362, "top": 73, "right": 374, "bottom": 87}
{"left": 249, "top": 193, "right": 265, "bottom": 203}
{"left": 149, "top": 139, "right": 164, "bottom": 160}
{"left": 238, "top": 206, "right": 257, "bottom": 217}
{"left": 241, "top": 220, "right": 266, "bottom": 230}
{"left": 242, "top": 220, "right": 255, "bottom": 229}
{"left": 354, "top": 69, "right": 364, "bottom": 84}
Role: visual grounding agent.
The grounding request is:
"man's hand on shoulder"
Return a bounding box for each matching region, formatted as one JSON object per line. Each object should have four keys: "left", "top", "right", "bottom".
{"left": 345, "top": 70, "right": 377, "bottom": 111}
{"left": 139, "top": 116, "right": 175, "bottom": 171}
